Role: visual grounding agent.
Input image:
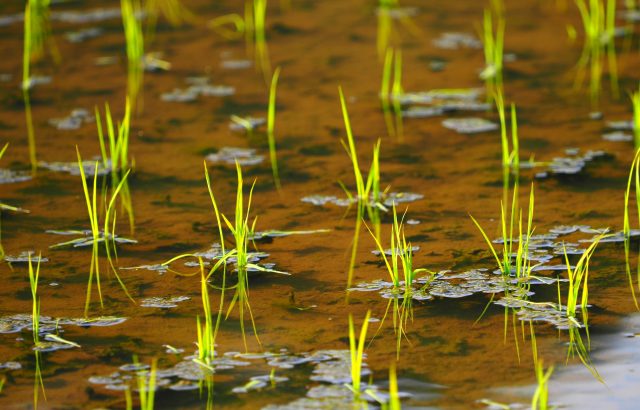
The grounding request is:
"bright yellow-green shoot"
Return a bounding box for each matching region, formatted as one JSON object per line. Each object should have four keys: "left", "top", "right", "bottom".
{"left": 562, "top": 234, "right": 605, "bottom": 381}
{"left": 495, "top": 91, "right": 520, "bottom": 172}
{"left": 196, "top": 258, "right": 216, "bottom": 369}
{"left": 267, "top": 67, "right": 281, "bottom": 189}
{"left": 531, "top": 360, "right": 553, "bottom": 410}
{"left": 135, "top": 357, "right": 157, "bottom": 410}
{"left": 623, "top": 148, "right": 640, "bottom": 308}
{"left": 339, "top": 87, "right": 386, "bottom": 290}
{"left": 121, "top": 0, "right": 144, "bottom": 110}
{"left": 0, "top": 143, "right": 7, "bottom": 259}
{"left": 368, "top": 205, "right": 428, "bottom": 293}
{"left": 339, "top": 88, "right": 384, "bottom": 216}
{"left": 387, "top": 362, "right": 401, "bottom": 410}
{"left": 95, "top": 99, "right": 135, "bottom": 233}
{"left": 480, "top": 5, "right": 505, "bottom": 100}
{"left": 28, "top": 253, "right": 42, "bottom": 344}
{"left": 631, "top": 87, "right": 640, "bottom": 151}
{"left": 347, "top": 310, "right": 371, "bottom": 401}
{"left": 563, "top": 235, "right": 604, "bottom": 327}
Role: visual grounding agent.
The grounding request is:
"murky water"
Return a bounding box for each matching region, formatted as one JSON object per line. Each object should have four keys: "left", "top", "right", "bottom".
{"left": 2, "top": 0, "right": 640, "bottom": 409}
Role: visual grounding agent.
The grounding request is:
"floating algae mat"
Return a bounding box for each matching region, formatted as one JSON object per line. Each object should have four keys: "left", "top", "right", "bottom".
{"left": 3, "top": 0, "right": 640, "bottom": 409}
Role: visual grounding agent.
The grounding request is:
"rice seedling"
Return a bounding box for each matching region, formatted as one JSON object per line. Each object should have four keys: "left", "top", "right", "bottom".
{"left": 196, "top": 258, "right": 217, "bottom": 368}
{"left": 121, "top": 0, "right": 144, "bottom": 110}
{"left": 386, "top": 363, "right": 401, "bottom": 410}
{"left": 22, "top": 2, "right": 38, "bottom": 174}
{"left": 623, "top": 148, "right": 640, "bottom": 308}
{"left": 346, "top": 310, "right": 371, "bottom": 401}
{"left": 470, "top": 183, "right": 535, "bottom": 281}
{"left": 0, "top": 377, "right": 4, "bottom": 394}
{"left": 339, "top": 87, "right": 385, "bottom": 290}
{"left": 366, "top": 205, "right": 429, "bottom": 355}
{"left": 573, "top": 0, "right": 619, "bottom": 109}
{"left": 0, "top": 143, "right": 7, "bottom": 260}
{"left": 631, "top": 86, "right": 640, "bottom": 151}
{"left": 28, "top": 253, "right": 42, "bottom": 344}
{"left": 494, "top": 91, "right": 520, "bottom": 173}
{"left": 531, "top": 360, "right": 554, "bottom": 410}
{"left": 28, "top": 254, "right": 47, "bottom": 408}
{"left": 165, "top": 162, "right": 286, "bottom": 350}
{"left": 136, "top": 358, "right": 157, "bottom": 410}
{"left": 561, "top": 234, "right": 605, "bottom": 381}
{"left": 480, "top": 2, "right": 505, "bottom": 100}
{"left": 95, "top": 99, "right": 135, "bottom": 234}
{"left": 267, "top": 67, "right": 281, "bottom": 189}
{"left": 76, "top": 148, "right": 133, "bottom": 316}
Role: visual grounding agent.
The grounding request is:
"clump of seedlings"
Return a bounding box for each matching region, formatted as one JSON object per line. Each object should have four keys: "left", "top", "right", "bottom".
{"left": 367, "top": 205, "right": 430, "bottom": 355}
{"left": 339, "top": 87, "right": 386, "bottom": 290}
{"left": 163, "top": 161, "right": 288, "bottom": 350}
{"left": 574, "top": 0, "right": 619, "bottom": 109}
{"left": 75, "top": 147, "right": 134, "bottom": 315}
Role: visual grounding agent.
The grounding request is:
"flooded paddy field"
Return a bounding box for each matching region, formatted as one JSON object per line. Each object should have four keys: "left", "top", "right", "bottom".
{"left": 2, "top": 0, "right": 640, "bottom": 408}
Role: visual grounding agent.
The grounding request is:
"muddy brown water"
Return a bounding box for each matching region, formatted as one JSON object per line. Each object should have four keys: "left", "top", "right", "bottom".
{"left": 1, "top": 0, "right": 640, "bottom": 408}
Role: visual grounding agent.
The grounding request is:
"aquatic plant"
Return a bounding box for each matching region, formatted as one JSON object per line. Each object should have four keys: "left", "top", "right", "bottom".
{"left": 367, "top": 205, "right": 429, "bottom": 355}
{"left": 28, "top": 253, "right": 42, "bottom": 344}
{"left": 196, "top": 258, "right": 218, "bottom": 368}
{"left": 95, "top": 100, "right": 135, "bottom": 233}
{"left": 631, "top": 86, "right": 640, "bottom": 150}
{"left": 480, "top": 3, "right": 505, "bottom": 99}
{"left": 346, "top": 310, "right": 371, "bottom": 401}
{"left": 136, "top": 357, "right": 157, "bottom": 410}
{"left": 267, "top": 67, "right": 281, "bottom": 189}
{"left": 495, "top": 91, "right": 520, "bottom": 172}
{"left": 339, "top": 87, "right": 386, "bottom": 290}
{"left": 562, "top": 234, "right": 605, "bottom": 380}
{"left": 387, "top": 363, "right": 401, "bottom": 410}
{"left": 470, "top": 183, "right": 535, "bottom": 281}
{"left": 121, "top": 0, "right": 144, "bottom": 110}
{"left": 76, "top": 148, "right": 133, "bottom": 315}
{"left": 623, "top": 148, "right": 640, "bottom": 307}
{"left": 0, "top": 143, "right": 7, "bottom": 260}
{"left": 531, "top": 360, "right": 553, "bottom": 410}
{"left": 164, "top": 162, "right": 286, "bottom": 350}
{"left": 573, "top": 0, "right": 619, "bottom": 109}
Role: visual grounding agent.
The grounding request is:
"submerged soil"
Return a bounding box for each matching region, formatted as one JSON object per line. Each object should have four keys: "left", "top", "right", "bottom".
{"left": 1, "top": 0, "right": 640, "bottom": 408}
